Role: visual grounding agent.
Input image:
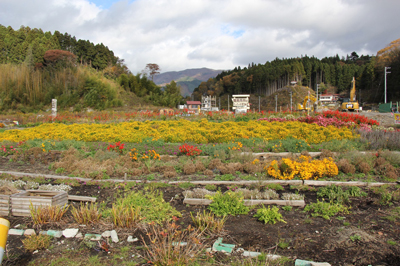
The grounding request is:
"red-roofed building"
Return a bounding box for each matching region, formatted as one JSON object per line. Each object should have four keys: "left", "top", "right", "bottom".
{"left": 186, "top": 101, "right": 201, "bottom": 113}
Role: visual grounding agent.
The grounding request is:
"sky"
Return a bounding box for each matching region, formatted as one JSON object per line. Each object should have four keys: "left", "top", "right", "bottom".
{"left": 1, "top": 0, "right": 400, "bottom": 74}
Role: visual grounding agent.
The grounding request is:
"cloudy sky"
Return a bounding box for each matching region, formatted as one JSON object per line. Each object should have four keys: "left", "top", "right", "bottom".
{"left": 1, "top": 0, "right": 399, "bottom": 73}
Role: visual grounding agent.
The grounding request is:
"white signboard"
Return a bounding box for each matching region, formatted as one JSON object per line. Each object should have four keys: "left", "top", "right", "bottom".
{"left": 51, "top": 99, "right": 57, "bottom": 118}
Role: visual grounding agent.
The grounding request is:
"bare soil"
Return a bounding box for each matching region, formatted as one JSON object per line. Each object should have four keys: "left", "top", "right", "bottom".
{"left": 0, "top": 174, "right": 399, "bottom": 266}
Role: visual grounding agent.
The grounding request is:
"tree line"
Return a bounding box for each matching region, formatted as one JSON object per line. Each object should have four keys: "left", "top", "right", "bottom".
{"left": 193, "top": 41, "right": 400, "bottom": 104}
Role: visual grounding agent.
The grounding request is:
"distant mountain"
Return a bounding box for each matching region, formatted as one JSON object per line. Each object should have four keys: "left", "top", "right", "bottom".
{"left": 153, "top": 68, "right": 224, "bottom": 96}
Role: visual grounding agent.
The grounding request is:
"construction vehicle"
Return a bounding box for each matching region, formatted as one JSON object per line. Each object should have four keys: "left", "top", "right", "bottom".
{"left": 297, "top": 95, "right": 317, "bottom": 112}
{"left": 337, "top": 77, "right": 360, "bottom": 112}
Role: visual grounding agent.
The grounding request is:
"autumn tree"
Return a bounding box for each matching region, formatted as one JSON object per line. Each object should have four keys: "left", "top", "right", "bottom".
{"left": 144, "top": 63, "right": 160, "bottom": 80}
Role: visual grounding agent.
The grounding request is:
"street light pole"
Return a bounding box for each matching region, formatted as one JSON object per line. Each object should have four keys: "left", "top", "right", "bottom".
{"left": 385, "top": 67, "right": 391, "bottom": 103}
{"left": 275, "top": 95, "right": 277, "bottom": 112}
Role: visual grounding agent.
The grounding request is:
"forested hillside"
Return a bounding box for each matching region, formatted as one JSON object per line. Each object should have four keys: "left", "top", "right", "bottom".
{"left": 0, "top": 25, "right": 183, "bottom": 112}
{"left": 193, "top": 40, "right": 400, "bottom": 104}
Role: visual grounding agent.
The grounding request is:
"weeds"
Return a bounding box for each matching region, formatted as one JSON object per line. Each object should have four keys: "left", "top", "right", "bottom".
{"left": 111, "top": 205, "right": 142, "bottom": 228}
{"left": 303, "top": 200, "right": 350, "bottom": 220}
{"left": 22, "top": 234, "right": 52, "bottom": 252}
{"left": 206, "top": 191, "right": 249, "bottom": 217}
{"left": 254, "top": 205, "right": 286, "bottom": 224}
{"left": 71, "top": 202, "right": 102, "bottom": 225}
{"left": 190, "top": 210, "right": 226, "bottom": 236}
{"left": 178, "top": 182, "right": 196, "bottom": 189}
{"left": 142, "top": 221, "right": 203, "bottom": 266}
{"left": 30, "top": 203, "right": 69, "bottom": 225}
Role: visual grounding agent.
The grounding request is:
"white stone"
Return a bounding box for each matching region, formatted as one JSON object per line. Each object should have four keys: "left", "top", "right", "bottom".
{"left": 47, "top": 230, "right": 63, "bottom": 238}
{"left": 127, "top": 236, "right": 138, "bottom": 243}
{"left": 101, "top": 231, "right": 111, "bottom": 238}
{"left": 63, "top": 229, "right": 79, "bottom": 238}
{"left": 75, "top": 233, "right": 83, "bottom": 238}
{"left": 8, "top": 229, "right": 24, "bottom": 236}
{"left": 24, "top": 229, "right": 36, "bottom": 236}
{"left": 110, "top": 230, "right": 119, "bottom": 243}
{"left": 310, "top": 263, "right": 331, "bottom": 266}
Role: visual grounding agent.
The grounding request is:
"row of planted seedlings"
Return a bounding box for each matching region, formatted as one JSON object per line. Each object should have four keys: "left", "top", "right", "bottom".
{"left": 4, "top": 171, "right": 400, "bottom": 265}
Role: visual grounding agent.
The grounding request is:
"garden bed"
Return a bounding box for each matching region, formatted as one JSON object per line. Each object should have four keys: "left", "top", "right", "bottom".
{"left": 0, "top": 177, "right": 399, "bottom": 266}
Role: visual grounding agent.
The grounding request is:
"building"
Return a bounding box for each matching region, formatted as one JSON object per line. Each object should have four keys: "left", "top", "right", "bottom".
{"left": 201, "top": 95, "right": 219, "bottom": 111}
{"left": 319, "top": 94, "right": 340, "bottom": 104}
{"left": 186, "top": 101, "right": 202, "bottom": 114}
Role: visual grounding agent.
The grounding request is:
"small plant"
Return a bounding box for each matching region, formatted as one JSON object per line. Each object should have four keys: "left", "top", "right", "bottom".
{"left": 343, "top": 221, "right": 350, "bottom": 226}
{"left": 206, "top": 191, "right": 249, "bottom": 217}
{"left": 22, "top": 234, "right": 52, "bottom": 252}
{"left": 282, "top": 206, "right": 292, "bottom": 211}
{"left": 277, "top": 239, "right": 290, "bottom": 249}
{"left": 204, "top": 184, "right": 217, "bottom": 191}
{"left": 178, "top": 182, "right": 196, "bottom": 189}
{"left": 190, "top": 210, "right": 226, "bottom": 235}
{"left": 111, "top": 205, "right": 142, "bottom": 228}
{"left": 265, "top": 183, "right": 284, "bottom": 191}
{"left": 71, "top": 202, "right": 102, "bottom": 225}
{"left": 179, "top": 143, "right": 202, "bottom": 156}
{"left": 55, "top": 167, "right": 65, "bottom": 174}
{"left": 30, "top": 203, "right": 69, "bottom": 225}
{"left": 254, "top": 205, "right": 286, "bottom": 224}
{"left": 303, "top": 200, "right": 350, "bottom": 220}
{"left": 387, "top": 240, "right": 397, "bottom": 246}
{"left": 317, "top": 185, "right": 349, "bottom": 204}
{"left": 346, "top": 186, "right": 367, "bottom": 197}
{"left": 214, "top": 174, "right": 236, "bottom": 181}
{"left": 349, "top": 234, "right": 361, "bottom": 242}
{"left": 142, "top": 221, "right": 203, "bottom": 266}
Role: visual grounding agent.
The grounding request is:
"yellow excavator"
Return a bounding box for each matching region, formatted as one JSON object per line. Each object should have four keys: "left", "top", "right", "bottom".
{"left": 337, "top": 77, "right": 359, "bottom": 112}
{"left": 297, "top": 95, "right": 317, "bottom": 111}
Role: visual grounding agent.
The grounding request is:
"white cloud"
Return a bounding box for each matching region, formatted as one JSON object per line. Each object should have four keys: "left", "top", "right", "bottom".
{"left": 1, "top": 0, "right": 400, "bottom": 73}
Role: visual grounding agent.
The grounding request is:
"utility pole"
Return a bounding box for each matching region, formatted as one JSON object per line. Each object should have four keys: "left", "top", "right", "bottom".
{"left": 258, "top": 96, "right": 260, "bottom": 113}
{"left": 289, "top": 91, "right": 292, "bottom": 112}
{"left": 219, "top": 97, "right": 220, "bottom": 110}
{"left": 385, "top": 67, "right": 391, "bottom": 103}
{"left": 228, "top": 95, "right": 230, "bottom": 111}
{"left": 316, "top": 84, "right": 319, "bottom": 112}
{"left": 275, "top": 95, "right": 277, "bottom": 112}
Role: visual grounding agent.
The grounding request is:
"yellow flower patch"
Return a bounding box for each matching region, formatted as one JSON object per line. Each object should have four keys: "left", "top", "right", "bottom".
{"left": 266, "top": 156, "right": 338, "bottom": 180}
{"left": 0, "top": 120, "right": 355, "bottom": 144}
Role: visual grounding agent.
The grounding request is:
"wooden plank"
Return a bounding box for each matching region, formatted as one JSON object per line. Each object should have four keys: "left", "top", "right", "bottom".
{"left": 243, "top": 199, "right": 305, "bottom": 207}
{"left": 183, "top": 198, "right": 212, "bottom": 205}
{"left": 183, "top": 198, "right": 305, "bottom": 207}
{"left": 68, "top": 195, "right": 97, "bottom": 202}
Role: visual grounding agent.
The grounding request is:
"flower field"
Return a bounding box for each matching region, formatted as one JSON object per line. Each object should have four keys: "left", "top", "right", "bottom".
{"left": 0, "top": 119, "right": 356, "bottom": 144}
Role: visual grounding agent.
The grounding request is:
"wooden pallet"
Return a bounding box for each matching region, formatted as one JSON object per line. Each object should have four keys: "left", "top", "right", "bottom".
{"left": 0, "top": 194, "right": 11, "bottom": 216}
{"left": 11, "top": 190, "right": 68, "bottom": 217}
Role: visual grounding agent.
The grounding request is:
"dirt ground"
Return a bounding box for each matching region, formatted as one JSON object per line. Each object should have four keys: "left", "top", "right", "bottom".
{"left": 357, "top": 111, "right": 398, "bottom": 127}
{"left": 1, "top": 181, "right": 400, "bottom": 266}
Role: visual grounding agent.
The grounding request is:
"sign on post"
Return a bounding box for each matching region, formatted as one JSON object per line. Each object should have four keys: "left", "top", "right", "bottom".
{"left": 394, "top": 113, "right": 400, "bottom": 125}
{"left": 51, "top": 99, "right": 57, "bottom": 119}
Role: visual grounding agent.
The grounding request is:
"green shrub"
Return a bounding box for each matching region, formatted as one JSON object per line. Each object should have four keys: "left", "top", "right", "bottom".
{"left": 254, "top": 205, "right": 286, "bottom": 224}
{"left": 303, "top": 200, "right": 350, "bottom": 220}
{"left": 214, "top": 174, "right": 235, "bottom": 181}
{"left": 206, "top": 191, "right": 249, "bottom": 217}
{"left": 104, "top": 190, "right": 181, "bottom": 223}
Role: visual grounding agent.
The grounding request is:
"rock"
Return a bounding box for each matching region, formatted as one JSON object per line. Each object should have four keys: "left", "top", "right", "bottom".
{"left": 127, "top": 236, "right": 138, "bottom": 243}
{"left": 39, "top": 231, "right": 47, "bottom": 235}
{"left": 24, "top": 229, "right": 36, "bottom": 236}
{"left": 63, "top": 229, "right": 79, "bottom": 238}
{"left": 311, "top": 263, "right": 331, "bottom": 266}
{"left": 101, "top": 231, "right": 111, "bottom": 238}
{"left": 110, "top": 230, "right": 119, "bottom": 243}
{"left": 8, "top": 229, "right": 24, "bottom": 236}
{"left": 47, "top": 230, "right": 63, "bottom": 238}
{"left": 75, "top": 233, "right": 83, "bottom": 239}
